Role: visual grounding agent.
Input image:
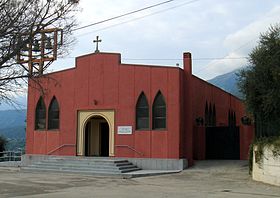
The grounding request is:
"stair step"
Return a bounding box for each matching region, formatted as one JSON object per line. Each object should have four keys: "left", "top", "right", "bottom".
{"left": 120, "top": 167, "right": 141, "bottom": 173}
{"left": 36, "top": 162, "right": 129, "bottom": 167}
{"left": 46, "top": 158, "right": 128, "bottom": 163}
{"left": 22, "top": 157, "right": 141, "bottom": 174}
{"left": 115, "top": 162, "right": 133, "bottom": 166}
{"left": 22, "top": 166, "right": 122, "bottom": 173}
{"left": 43, "top": 160, "right": 129, "bottom": 165}
{"left": 29, "top": 164, "right": 137, "bottom": 171}
{"left": 21, "top": 167, "right": 128, "bottom": 176}
{"left": 38, "top": 161, "right": 132, "bottom": 166}
{"left": 35, "top": 162, "right": 134, "bottom": 168}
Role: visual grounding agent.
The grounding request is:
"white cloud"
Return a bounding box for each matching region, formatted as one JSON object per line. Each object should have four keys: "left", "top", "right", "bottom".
{"left": 224, "top": 6, "right": 280, "bottom": 52}
{"left": 49, "top": 0, "right": 280, "bottom": 79}
{"left": 197, "top": 52, "right": 247, "bottom": 79}
{"left": 197, "top": 6, "right": 280, "bottom": 80}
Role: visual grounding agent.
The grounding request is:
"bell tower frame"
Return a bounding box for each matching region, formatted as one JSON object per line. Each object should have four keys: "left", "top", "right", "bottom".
{"left": 16, "top": 28, "right": 63, "bottom": 76}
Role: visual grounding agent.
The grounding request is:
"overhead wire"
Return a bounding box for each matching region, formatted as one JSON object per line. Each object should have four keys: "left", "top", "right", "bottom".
{"left": 67, "top": 0, "right": 256, "bottom": 78}
{"left": 75, "top": 0, "right": 200, "bottom": 37}
{"left": 72, "top": 0, "right": 177, "bottom": 32}
{"left": 62, "top": 56, "right": 248, "bottom": 61}
{"left": 123, "top": 57, "right": 248, "bottom": 61}
{"left": 194, "top": 37, "right": 259, "bottom": 75}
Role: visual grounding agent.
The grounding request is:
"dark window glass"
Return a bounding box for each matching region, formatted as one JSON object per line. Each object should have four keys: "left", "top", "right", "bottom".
{"left": 205, "top": 102, "right": 216, "bottom": 127}
{"left": 209, "top": 103, "right": 212, "bottom": 126}
{"left": 35, "top": 97, "right": 46, "bottom": 130}
{"left": 136, "top": 93, "right": 149, "bottom": 130}
{"left": 212, "top": 104, "right": 216, "bottom": 126}
{"left": 228, "top": 110, "right": 236, "bottom": 127}
{"left": 48, "top": 97, "right": 60, "bottom": 130}
{"left": 152, "top": 91, "right": 166, "bottom": 130}
{"left": 205, "top": 101, "right": 209, "bottom": 126}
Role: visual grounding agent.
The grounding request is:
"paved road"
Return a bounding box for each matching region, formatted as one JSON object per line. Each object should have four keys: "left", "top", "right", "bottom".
{"left": 0, "top": 160, "right": 280, "bottom": 198}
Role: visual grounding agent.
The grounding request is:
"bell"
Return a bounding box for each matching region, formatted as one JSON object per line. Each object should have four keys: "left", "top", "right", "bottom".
{"left": 45, "top": 37, "right": 53, "bottom": 50}
{"left": 33, "top": 39, "right": 40, "bottom": 52}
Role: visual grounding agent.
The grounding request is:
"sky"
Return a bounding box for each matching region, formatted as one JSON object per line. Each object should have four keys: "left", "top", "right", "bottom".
{"left": 1, "top": 0, "right": 280, "bottom": 110}
{"left": 50, "top": 0, "right": 280, "bottom": 80}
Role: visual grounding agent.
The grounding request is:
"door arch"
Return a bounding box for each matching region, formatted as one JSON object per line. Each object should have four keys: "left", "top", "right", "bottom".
{"left": 77, "top": 110, "right": 115, "bottom": 156}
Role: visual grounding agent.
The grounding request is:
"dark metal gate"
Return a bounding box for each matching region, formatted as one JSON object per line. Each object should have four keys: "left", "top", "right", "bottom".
{"left": 206, "top": 126, "right": 240, "bottom": 159}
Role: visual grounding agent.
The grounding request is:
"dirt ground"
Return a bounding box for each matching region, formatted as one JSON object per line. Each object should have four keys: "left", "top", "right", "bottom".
{"left": 0, "top": 160, "right": 280, "bottom": 198}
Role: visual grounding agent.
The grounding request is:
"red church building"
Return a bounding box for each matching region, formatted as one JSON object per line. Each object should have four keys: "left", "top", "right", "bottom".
{"left": 25, "top": 51, "right": 254, "bottom": 168}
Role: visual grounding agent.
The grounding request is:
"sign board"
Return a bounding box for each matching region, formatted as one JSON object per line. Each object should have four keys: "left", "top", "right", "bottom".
{"left": 117, "top": 126, "right": 133, "bottom": 135}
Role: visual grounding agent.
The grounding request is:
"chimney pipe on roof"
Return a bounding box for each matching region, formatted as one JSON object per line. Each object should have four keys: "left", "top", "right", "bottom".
{"left": 183, "top": 52, "right": 192, "bottom": 75}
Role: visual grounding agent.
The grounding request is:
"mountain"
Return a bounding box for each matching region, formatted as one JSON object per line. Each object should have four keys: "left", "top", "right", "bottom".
{"left": 0, "top": 110, "right": 26, "bottom": 150}
{"left": 208, "top": 69, "right": 243, "bottom": 99}
{"left": 0, "top": 95, "right": 27, "bottom": 110}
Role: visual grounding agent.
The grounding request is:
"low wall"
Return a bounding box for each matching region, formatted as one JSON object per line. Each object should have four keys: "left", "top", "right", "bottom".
{"left": 253, "top": 146, "right": 280, "bottom": 186}
{"left": 21, "top": 155, "right": 188, "bottom": 170}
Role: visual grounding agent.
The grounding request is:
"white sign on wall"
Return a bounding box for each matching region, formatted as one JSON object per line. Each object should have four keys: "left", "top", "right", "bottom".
{"left": 117, "top": 126, "right": 133, "bottom": 135}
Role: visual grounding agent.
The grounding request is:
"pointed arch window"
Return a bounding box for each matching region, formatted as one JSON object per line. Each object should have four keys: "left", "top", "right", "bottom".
{"left": 228, "top": 110, "right": 236, "bottom": 127}
{"left": 136, "top": 92, "right": 149, "bottom": 130}
{"left": 209, "top": 103, "right": 213, "bottom": 126}
{"left": 35, "top": 97, "right": 46, "bottom": 130}
{"left": 205, "top": 101, "right": 216, "bottom": 127}
{"left": 48, "top": 97, "right": 60, "bottom": 130}
{"left": 212, "top": 104, "right": 216, "bottom": 126}
{"left": 152, "top": 91, "right": 166, "bottom": 130}
{"left": 205, "top": 101, "right": 209, "bottom": 126}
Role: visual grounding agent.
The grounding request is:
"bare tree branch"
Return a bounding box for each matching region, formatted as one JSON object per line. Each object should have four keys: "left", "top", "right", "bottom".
{"left": 0, "top": 0, "right": 79, "bottom": 105}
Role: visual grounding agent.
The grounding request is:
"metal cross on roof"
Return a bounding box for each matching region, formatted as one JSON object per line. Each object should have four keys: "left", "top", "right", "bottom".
{"left": 93, "top": 36, "right": 102, "bottom": 53}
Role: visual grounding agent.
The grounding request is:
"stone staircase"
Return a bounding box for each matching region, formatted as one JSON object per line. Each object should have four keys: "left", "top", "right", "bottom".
{"left": 21, "top": 157, "right": 141, "bottom": 176}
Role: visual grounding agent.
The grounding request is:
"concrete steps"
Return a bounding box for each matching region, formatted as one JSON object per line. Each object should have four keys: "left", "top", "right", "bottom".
{"left": 21, "top": 157, "right": 141, "bottom": 175}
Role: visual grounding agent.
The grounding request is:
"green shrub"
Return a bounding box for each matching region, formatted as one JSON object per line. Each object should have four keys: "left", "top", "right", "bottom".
{"left": 249, "top": 136, "right": 280, "bottom": 173}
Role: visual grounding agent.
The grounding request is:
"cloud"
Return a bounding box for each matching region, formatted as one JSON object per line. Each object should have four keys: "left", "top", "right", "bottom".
{"left": 49, "top": 0, "right": 280, "bottom": 79}
{"left": 197, "top": 52, "right": 248, "bottom": 78}
{"left": 198, "top": 6, "right": 280, "bottom": 80}
{"left": 224, "top": 6, "right": 280, "bottom": 51}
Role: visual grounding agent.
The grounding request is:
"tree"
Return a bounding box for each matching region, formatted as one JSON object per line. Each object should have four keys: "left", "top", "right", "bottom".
{"left": 0, "top": 135, "right": 7, "bottom": 157}
{"left": 0, "top": 0, "right": 79, "bottom": 105}
{"left": 238, "top": 24, "right": 280, "bottom": 138}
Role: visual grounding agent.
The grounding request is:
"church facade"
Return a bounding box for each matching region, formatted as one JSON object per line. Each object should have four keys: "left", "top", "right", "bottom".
{"left": 25, "top": 52, "right": 254, "bottom": 166}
